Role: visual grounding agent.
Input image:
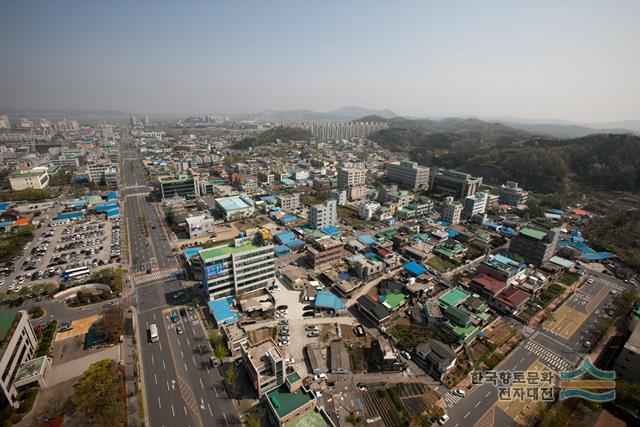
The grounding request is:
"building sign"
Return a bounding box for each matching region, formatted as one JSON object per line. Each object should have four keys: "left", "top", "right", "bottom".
{"left": 206, "top": 260, "right": 225, "bottom": 278}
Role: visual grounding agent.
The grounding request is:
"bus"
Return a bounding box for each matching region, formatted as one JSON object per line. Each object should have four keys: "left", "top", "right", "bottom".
{"left": 149, "top": 324, "right": 159, "bottom": 343}
{"left": 62, "top": 266, "right": 91, "bottom": 281}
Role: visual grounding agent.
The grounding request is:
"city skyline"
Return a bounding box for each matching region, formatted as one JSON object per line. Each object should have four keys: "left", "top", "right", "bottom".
{"left": 0, "top": 0, "right": 638, "bottom": 122}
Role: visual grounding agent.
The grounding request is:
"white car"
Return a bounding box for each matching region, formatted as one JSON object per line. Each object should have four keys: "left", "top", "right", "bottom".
{"left": 314, "top": 373, "right": 327, "bottom": 381}
{"left": 400, "top": 351, "right": 411, "bottom": 360}
{"left": 453, "top": 389, "right": 466, "bottom": 397}
{"left": 438, "top": 414, "right": 450, "bottom": 424}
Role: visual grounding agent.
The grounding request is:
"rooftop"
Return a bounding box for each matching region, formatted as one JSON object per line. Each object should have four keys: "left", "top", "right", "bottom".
{"left": 216, "top": 195, "right": 254, "bottom": 211}
{"left": 267, "top": 384, "right": 315, "bottom": 419}
{"left": 437, "top": 287, "right": 470, "bottom": 308}
{"left": 315, "top": 290, "right": 347, "bottom": 310}
{"left": 286, "top": 409, "right": 330, "bottom": 427}
{"left": 14, "top": 355, "right": 48, "bottom": 383}
{"left": 519, "top": 227, "right": 548, "bottom": 240}
{"left": 199, "top": 242, "right": 261, "bottom": 260}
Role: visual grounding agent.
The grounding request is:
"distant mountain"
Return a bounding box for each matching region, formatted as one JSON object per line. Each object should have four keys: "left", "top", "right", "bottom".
{"left": 498, "top": 121, "right": 637, "bottom": 138}
{"left": 253, "top": 106, "right": 397, "bottom": 122}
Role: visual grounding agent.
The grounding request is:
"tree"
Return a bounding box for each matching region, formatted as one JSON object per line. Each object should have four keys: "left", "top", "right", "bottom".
{"left": 246, "top": 413, "right": 260, "bottom": 427}
{"left": 616, "top": 380, "right": 640, "bottom": 413}
{"left": 214, "top": 343, "right": 230, "bottom": 359}
{"left": 225, "top": 366, "right": 238, "bottom": 394}
{"left": 69, "top": 360, "right": 125, "bottom": 427}
{"left": 95, "top": 306, "right": 124, "bottom": 344}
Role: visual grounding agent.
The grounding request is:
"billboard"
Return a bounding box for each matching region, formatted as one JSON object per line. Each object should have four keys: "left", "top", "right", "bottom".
{"left": 206, "top": 260, "right": 225, "bottom": 278}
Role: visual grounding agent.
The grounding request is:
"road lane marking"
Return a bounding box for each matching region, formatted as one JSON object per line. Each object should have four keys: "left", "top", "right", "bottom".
{"left": 192, "top": 356, "right": 197, "bottom": 366}
{"left": 223, "top": 412, "right": 228, "bottom": 425}
{"left": 475, "top": 402, "right": 481, "bottom": 408}
{"left": 214, "top": 386, "right": 218, "bottom": 397}
{"left": 184, "top": 406, "right": 187, "bottom": 415}
{"left": 186, "top": 338, "right": 190, "bottom": 346}
{"left": 171, "top": 404, "right": 175, "bottom": 417}
{"left": 184, "top": 362, "right": 188, "bottom": 372}
{"left": 180, "top": 350, "right": 184, "bottom": 358}
{"left": 163, "top": 360, "right": 166, "bottom": 370}
{"left": 484, "top": 391, "right": 491, "bottom": 397}
{"left": 151, "top": 354, "right": 154, "bottom": 364}
{"left": 199, "top": 378, "right": 204, "bottom": 389}
{"left": 177, "top": 339, "right": 181, "bottom": 346}
{"left": 464, "top": 412, "right": 470, "bottom": 419}
{"left": 154, "top": 373, "right": 157, "bottom": 385}
{"left": 158, "top": 397, "right": 161, "bottom": 409}
{"left": 208, "top": 403, "right": 213, "bottom": 417}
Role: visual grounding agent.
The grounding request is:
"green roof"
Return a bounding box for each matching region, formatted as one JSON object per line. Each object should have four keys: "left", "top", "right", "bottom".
{"left": 267, "top": 384, "right": 314, "bottom": 418}
{"left": 0, "top": 311, "right": 18, "bottom": 343}
{"left": 199, "top": 243, "right": 260, "bottom": 260}
{"left": 444, "top": 305, "right": 471, "bottom": 327}
{"left": 519, "top": 227, "right": 547, "bottom": 240}
{"left": 437, "top": 287, "right": 470, "bottom": 308}
{"left": 383, "top": 292, "right": 407, "bottom": 309}
{"left": 286, "top": 372, "right": 302, "bottom": 384}
{"left": 286, "top": 410, "right": 330, "bottom": 427}
{"left": 434, "top": 244, "right": 466, "bottom": 259}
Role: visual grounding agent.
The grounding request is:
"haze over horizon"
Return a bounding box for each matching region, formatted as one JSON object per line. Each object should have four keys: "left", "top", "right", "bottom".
{"left": 1, "top": 0, "right": 639, "bottom": 123}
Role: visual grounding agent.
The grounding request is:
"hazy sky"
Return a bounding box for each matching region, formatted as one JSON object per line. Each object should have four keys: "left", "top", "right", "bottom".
{"left": 1, "top": 0, "right": 639, "bottom": 122}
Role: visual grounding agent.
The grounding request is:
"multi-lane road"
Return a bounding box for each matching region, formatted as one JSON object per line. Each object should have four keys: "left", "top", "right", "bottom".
{"left": 120, "top": 135, "right": 240, "bottom": 426}
{"left": 443, "top": 271, "right": 630, "bottom": 427}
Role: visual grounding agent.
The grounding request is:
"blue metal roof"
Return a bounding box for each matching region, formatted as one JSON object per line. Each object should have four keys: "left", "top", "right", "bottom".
{"left": 403, "top": 261, "right": 428, "bottom": 276}
{"left": 315, "top": 290, "right": 347, "bottom": 310}
{"left": 208, "top": 297, "right": 238, "bottom": 325}
{"left": 276, "top": 231, "right": 296, "bottom": 244}
{"left": 57, "top": 211, "right": 85, "bottom": 220}
{"left": 321, "top": 226, "right": 341, "bottom": 235}
{"left": 285, "top": 239, "right": 304, "bottom": 248}
{"left": 275, "top": 245, "right": 291, "bottom": 255}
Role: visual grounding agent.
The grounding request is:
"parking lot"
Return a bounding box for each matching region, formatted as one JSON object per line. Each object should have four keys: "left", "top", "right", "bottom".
{"left": 1, "top": 213, "right": 122, "bottom": 294}
{"left": 265, "top": 278, "right": 356, "bottom": 375}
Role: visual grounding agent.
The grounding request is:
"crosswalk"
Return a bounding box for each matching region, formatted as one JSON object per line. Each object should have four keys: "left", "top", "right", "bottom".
{"left": 133, "top": 268, "right": 183, "bottom": 285}
{"left": 524, "top": 341, "right": 573, "bottom": 372}
{"left": 443, "top": 392, "right": 464, "bottom": 407}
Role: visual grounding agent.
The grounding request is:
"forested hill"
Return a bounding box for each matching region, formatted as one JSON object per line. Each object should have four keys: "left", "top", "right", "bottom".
{"left": 368, "top": 117, "right": 640, "bottom": 194}
{"left": 230, "top": 126, "right": 311, "bottom": 150}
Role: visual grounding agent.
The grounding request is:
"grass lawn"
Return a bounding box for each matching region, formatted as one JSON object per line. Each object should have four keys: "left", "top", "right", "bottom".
{"left": 425, "top": 256, "right": 456, "bottom": 273}
{"left": 535, "top": 283, "right": 566, "bottom": 308}
{"left": 558, "top": 272, "right": 579, "bottom": 286}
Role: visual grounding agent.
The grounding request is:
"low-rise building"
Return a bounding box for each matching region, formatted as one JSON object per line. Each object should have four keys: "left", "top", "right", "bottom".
{"left": 329, "top": 341, "right": 350, "bottom": 374}
{"left": 307, "top": 237, "right": 343, "bottom": 269}
{"left": 414, "top": 339, "right": 457, "bottom": 381}
{"left": 9, "top": 167, "right": 49, "bottom": 191}
{"left": 242, "top": 338, "right": 286, "bottom": 396}
{"left": 499, "top": 181, "right": 528, "bottom": 206}
{"left": 185, "top": 213, "right": 216, "bottom": 238}
{"left": 278, "top": 193, "right": 300, "bottom": 212}
{"left": 305, "top": 344, "right": 328, "bottom": 374}
{"left": 441, "top": 196, "right": 462, "bottom": 225}
{"left": 215, "top": 195, "right": 256, "bottom": 221}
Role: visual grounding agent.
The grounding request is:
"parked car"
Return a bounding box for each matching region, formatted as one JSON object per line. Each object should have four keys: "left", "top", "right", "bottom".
{"left": 307, "top": 331, "right": 320, "bottom": 337}
{"left": 400, "top": 350, "right": 411, "bottom": 360}
{"left": 209, "top": 357, "right": 221, "bottom": 368}
{"left": 453, "top": 389, "right": 466, "bottom": 397}
{"left": 438, "top": 414, "right": 450, "bottom": 425}
{"left": 313, "top": 373, "right": 327, "bottom": 381}
{"left": 305, "top": 325, "right": 319, "bottom": 331}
